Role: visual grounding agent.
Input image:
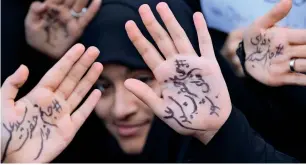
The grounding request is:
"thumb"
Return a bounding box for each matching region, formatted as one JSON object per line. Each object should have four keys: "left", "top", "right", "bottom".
{"left": 255, "top": 0, "right": 292, "bottom": 29}
{"left": 26, "top": 1, "right": 47, "bottom": 23}
{"left": 124, "top": 79, "right": 164, "bottom": 115}
{"left": 1, "top": 65, "right": 29, "bottom": 107}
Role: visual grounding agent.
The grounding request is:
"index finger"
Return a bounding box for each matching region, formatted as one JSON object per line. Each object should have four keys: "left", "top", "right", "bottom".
{"left": 38, "top": 44, "right": 85, "bottom": 90}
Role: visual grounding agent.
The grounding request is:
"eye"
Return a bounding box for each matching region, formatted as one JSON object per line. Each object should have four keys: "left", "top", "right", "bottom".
{"left": 134, "top": 74, "right": 154, "bottom": 84}
{"left": 96, "top": 79, "right": 112, "bottom": 93}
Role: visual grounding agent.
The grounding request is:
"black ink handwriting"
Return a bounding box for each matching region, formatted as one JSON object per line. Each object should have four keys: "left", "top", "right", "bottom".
{"left": 163, "top": 107, "right": 206, "bottom": 131}
{"left": 205, "top": 96, "right": 220, "bottom": 117}
{"left": 169, "top": 96, "right": 192, "bottom": 124}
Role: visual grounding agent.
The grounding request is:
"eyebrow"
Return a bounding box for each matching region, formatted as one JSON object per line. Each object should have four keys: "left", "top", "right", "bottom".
{"left": 98, "top": 75, "right": 110, "bottom": 81}
{"left": 98, "top": 67, "right": 132, "bottom": 80}
{"left": 98, "top": 67, "right": 151, "bottom": 81}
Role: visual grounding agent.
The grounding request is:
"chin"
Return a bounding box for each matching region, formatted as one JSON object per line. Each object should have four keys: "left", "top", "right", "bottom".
{"left": 119, "top": 137, "right": 145, "bottom": 154}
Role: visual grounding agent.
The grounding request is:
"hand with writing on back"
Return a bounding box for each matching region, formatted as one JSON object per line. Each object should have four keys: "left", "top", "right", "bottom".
{"left": 243, "top": 0, "right": 306, "bottom": 86}
{"left": 124, "top": 3, "right": 232, "bottom": 144}
{"left": 25, "top": 0, "right": 102, "bottom": 59}
{"left": 1, "top": 44, "right": 102, "bottom": 163}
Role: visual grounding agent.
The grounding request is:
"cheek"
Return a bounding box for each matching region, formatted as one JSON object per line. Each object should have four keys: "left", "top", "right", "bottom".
{"left": 94, "top": 97, "right": 113, "bottom": 120}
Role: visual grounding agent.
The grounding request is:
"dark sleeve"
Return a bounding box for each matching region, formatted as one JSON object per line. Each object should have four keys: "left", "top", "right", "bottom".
{"left": 183, "top": 107, "right": 299, "bottom": 163}
{"left": 235, "top": 42, "right": 306, "bottom": 162}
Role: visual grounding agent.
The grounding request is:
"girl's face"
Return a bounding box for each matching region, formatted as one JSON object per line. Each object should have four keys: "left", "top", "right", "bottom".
{"left": 95, "top": 64, "right": 160, "bottom": 154}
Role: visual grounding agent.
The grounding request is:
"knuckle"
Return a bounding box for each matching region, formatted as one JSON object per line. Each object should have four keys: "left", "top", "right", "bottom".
{"left": 140, "top": 47, "right": 150, "bottom": 55}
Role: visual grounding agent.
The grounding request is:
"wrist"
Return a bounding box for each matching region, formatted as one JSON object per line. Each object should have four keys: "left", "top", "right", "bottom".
{"left": 193, "top": 102, "right": 232, "bottom": 145}
{"left": 194, "top": 130, "right": 218, "bottom": 145}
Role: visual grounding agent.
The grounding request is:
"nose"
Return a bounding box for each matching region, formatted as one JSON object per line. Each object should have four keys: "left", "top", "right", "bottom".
{"left": 112, "top": 84, "right": 138, "bottom": 120}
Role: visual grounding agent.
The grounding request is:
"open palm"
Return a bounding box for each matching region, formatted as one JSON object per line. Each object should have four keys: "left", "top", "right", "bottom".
{"left": 1, "top": 44, "right": 102, "bottom": 163}
{"left": 243, "top": 0, "right": 306, "bottom": 86}
{"left": 124, "top": 3, "right": 232, "bottom": 141}
{"left": 25, "top": 0, "right": 101, "bottom": 59}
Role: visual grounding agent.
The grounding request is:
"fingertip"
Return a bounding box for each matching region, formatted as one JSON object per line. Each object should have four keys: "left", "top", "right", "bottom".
{"left": 72, "top": 43, "right": 86, "bottom": 55}
{"left": 10, "top": 64, "right": 29, "bottom": 88}
{"left": 278, "top": 0, "right": 292, "bottom": 15}
{"left": 193, "top": 12, "right": 203, "bottom": 19}
{"left": 31, "top": 1, "right": 47, "bottom": 12}
{"left": 74, "top": 43, "right": 86, "bottom": 51}
{"left": 92, "top": 89, "right": 102, "bottom": 98}
{"left": 125, "top": 20, "right": 136, "bottom": 31}
{"left": 156, "top": 2, "right": 169, "bottom": 14}
{"left": 282, "top": 0, "right": 292, "bottom": 9}
{"left": 88, "top": 46, "right": 100, "bottom": 54}
{"left": 139, "top": 4, "right": 150, "bottom": 14}
{"left": 17, "top": 64, "right": 29, "bottom": 77}
{"left": 124, "top": 78, "right": 134, "bottom": 89}
{"left": 93, "top": 62, "right": 104, "bottom": 72}
{"left": 19, "top": 64, "right": 29, "bottom": 72}
{"left": 156, "top": 2, "right": 168, "bottom": 12}
{"left": 193, "top": 12, "right": 205, "bottom": 26}
{"left": 31, "top": 1, "right": 42, "bottom": 8}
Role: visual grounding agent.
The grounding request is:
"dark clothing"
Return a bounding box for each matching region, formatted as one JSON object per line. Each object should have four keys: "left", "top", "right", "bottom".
{"left": 1, "top": 0, "right": 301, "bottom": 162}
{"left": 52, "top": 107, "right": 298, "bottom": 163}
{"left": 236, "top": 42, "right": 306, "bottom": 162}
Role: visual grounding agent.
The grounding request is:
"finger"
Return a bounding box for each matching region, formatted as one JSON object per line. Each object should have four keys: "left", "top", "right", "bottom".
{"left": 47, "top": 0, "right": 64, "bottom": 4}
{"left": 294, "top": 58, "right": 306, "bottom": 73}
{"left": 232, "top": 28, "right": 244, "bottom": 39}
{"left": 289, "top": 45, "right": 306, "bottom": 58}
{"left": 1, "top": 65, "right": 29, "bottom": 107}
{"left": 124, "top": 79, "right": 164, "bottom": 115}
{"left": 193, "top": 12, "right": 215, "bottom": 59}
{"left": 78, "top": 0, "right": 102, "bottom": 29}
{"left": 71, "top": 89, "right": 101, "bottom": 130}
{"left": 287, "top": 29, "right": 306, "bottom": 45}
{"left": 67, "top": 62, "right": 103, "bottom": 111}
{"left": 72, "top": 0, "right": 89, "bottom": 12}
{"left": 156, "top": 2, "right": 196, "bottom": 54}
{"left": 26, "top": 2, "right": 48, "bottom": 23}
{"left": 125, "top": 20, "right": 164, "bottom": 70}
{"left": 283, "top": 73, "right": 306, "bottom": 86}
{"left": 254, "top": 0, "right": 292, "bottom": 29}
{"left": 227, "top": 41, "right": 241, "bottom": 58}
{"left": 64, "top": 0, "right": 75, "bottom": 8}
{"left": 38, "top": 44, "right": 85, "bottom": 90}
{"left": 55, "top": 46, "right": 100, "bottom": 99}
{"left": 139, "top": 4, "right": 178, "bottom": 58}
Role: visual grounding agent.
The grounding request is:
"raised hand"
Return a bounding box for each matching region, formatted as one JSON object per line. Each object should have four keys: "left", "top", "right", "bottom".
{"left": 25, "top": 0, "right": 102, "bottom": 59}
{"left": 124, "top": 3, "right": 232, "bottom": 144}
{"left": 243, "top": 0, "right": 306, "bottom": 86}
{"left": 1, "top": 44, "right": 102, "bottom": 163}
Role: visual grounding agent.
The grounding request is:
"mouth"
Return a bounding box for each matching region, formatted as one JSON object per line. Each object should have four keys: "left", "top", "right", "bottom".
{"left": 114, "top": 121, "right": 150, "bottom": 137}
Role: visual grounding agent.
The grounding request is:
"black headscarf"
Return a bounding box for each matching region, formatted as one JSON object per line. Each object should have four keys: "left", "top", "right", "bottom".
{"left": 81, "top": 0, "right": 200, "bottom": 69}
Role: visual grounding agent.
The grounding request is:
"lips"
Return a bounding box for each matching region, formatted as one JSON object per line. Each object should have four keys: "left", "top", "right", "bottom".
{"left": 115, "top": 121, "right": 149, "bottom": 137}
